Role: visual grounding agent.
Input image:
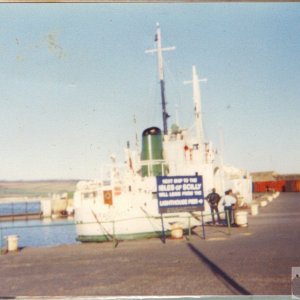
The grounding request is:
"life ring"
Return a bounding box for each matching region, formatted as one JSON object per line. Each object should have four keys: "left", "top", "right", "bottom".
{"left": 103, "top": 190, "right": 113, "bottom": 205}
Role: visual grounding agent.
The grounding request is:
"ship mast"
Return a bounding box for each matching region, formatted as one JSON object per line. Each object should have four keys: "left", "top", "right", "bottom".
{"left": 184, "top": 65, "right": 207, "bottom": 144}
{"left": 145, "top": 23, "right": 175, "bottom": 135}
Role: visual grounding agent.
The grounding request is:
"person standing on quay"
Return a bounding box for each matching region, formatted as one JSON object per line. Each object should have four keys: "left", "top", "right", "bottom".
{"left": 222, "top": 189, "right": 237, "bottom": 225}
{"left": 292, "top": 274, "right": 300, "bottom": 298}
{"left": 206, "top": 188, "right": 221, "bottom": 224}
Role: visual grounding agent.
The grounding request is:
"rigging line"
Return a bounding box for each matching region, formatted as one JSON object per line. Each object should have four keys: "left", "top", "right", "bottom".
{"left": 91, "top": 210, "right": 118, "bottom": 243}
{"left": 139, "top": 206, "right": 162, "bottom": 231}
{"left": 164, "top": 60, "right": 184, "bottom": 123}
{"left": 144, "top": 59, "right": 160, "bottom": 126}
{"left": 164, "top": 42, "right": 186, "bottom": 120}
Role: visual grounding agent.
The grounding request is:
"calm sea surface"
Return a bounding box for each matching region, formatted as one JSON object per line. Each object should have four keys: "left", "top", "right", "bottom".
{"left": 0, "top": 201, "right": 41, "bottom": 215}
{"left": 0, "top": 202, "right": 78, "bottom": 248}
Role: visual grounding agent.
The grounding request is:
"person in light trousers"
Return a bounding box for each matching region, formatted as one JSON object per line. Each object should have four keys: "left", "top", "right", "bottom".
{"left": 222, "top": 189, "right": 237, "bottom": 225}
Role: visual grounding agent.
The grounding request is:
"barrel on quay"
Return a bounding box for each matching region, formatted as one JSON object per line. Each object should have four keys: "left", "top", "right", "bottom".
{"left": 5, "top": 235, "right": 19, "bottom": 252}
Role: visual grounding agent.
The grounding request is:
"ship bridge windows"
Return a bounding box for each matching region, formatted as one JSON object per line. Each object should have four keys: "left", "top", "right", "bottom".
{"left": 83, "top": 191, "right": 97, "bottom": 199}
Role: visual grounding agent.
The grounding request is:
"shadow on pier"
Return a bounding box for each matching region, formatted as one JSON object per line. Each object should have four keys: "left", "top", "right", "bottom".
{"left": 187, "top": 242, "right": 252, "bottom": 295}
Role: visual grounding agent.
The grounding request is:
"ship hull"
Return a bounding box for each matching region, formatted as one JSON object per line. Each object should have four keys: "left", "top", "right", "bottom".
{"left": 74, "top": 204, "right": 204, "bottom": 243}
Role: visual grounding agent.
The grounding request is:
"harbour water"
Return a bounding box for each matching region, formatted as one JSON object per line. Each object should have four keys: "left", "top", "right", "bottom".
{"left": 0, "top": 219, "right": 78, "bottom": 248}
{"left": 0, "top": 202, "right": 78, "bottom": 248}
{"left": 0, "top": 201, "right": 41, "bottom": 215}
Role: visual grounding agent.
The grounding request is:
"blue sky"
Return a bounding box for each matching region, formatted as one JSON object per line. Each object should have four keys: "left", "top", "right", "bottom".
{"left": 0, "top": 3, "right": 299, "bottom": 180}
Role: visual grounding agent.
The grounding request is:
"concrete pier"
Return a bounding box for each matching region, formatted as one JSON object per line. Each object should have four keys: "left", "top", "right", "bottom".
{"left": 0, "top": 193, "right": 299, "bottom": 297}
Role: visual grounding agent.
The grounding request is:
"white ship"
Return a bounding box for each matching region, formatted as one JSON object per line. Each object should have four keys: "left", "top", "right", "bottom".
{"left": 73, "top": 24, "right": 252, "bottom": 243}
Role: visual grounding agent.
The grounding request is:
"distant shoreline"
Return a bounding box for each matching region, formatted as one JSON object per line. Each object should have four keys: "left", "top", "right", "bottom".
{"left": 0, "top": 180, "right": 79, "bottom": 198}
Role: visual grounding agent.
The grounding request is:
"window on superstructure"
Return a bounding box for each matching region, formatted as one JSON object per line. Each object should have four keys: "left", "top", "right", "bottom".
{"left": 83, "top": 192, "right": 97, "bottom": 199}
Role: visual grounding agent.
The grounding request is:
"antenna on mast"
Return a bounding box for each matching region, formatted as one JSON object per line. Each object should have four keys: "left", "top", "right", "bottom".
{"left": 133, "top": 114, "right": 139, "bottom": 150}
{"left": 145, "top": 23, "right": 175, "bottom": 135}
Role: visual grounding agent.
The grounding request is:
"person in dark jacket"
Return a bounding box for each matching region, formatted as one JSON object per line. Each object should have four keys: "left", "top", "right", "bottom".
{"left": 205, "top": 188, "right": 221, "bottom": 224}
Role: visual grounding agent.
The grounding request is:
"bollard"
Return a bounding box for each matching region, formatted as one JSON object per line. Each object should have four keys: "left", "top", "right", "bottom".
{"left": 260, "top": 200, "right": 268, "bottom": 207}
{"left": 171, "top": 222, "right": 183, "bottom": 239}
{"left": 251, "top": 204, "right": 259, "bottom": 216}
{"left": 235, "top": 211, "right": 248, "bottom": 227}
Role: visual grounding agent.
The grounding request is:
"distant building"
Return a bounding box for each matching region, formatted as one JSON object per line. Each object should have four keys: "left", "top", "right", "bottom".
{"left": 251, "top": 171, "right": 300, "bottom": 192}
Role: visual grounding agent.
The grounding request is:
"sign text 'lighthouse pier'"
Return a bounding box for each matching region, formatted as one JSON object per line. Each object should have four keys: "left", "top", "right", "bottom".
{"left": 156, "top": 175, "right": 205, "bottom": 213}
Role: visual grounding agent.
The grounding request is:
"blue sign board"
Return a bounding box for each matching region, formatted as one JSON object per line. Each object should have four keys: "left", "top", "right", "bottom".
{"left": 156, "top": 175, "right": 205, "bottom": 213}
